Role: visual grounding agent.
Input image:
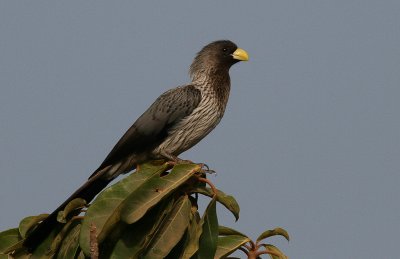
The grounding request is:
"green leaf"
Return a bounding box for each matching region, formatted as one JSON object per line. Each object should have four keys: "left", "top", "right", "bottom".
{"left": 181, "top": 209, "right": 201, "bottom": 259}
{"left": 18, "top": 214, "right": 49, "bottom": 238}
{"left": 165, "top": 202, "right": 201, "bottom": 259}
{"left": 7, "top": 249, "right": 31, "bottom": 259}
{"left": 256, "top": 227, "right": 290, "bottom": 242}
{"left": 218, "top": 226, "right": 247, "bottom": 238}
{"left": 196, "top": 197, "right": 218, "bottom": 259}
{"left": 192, "top": 186, "right": 240, "bottom": 221}
{"left": 121, "top": 163, "right": 200, "bottom": 224}
{"left": 164, "top": 230, "right": 188, "bottom": 259}
{"left": 0, "top": 228, "right": 21, "bottom": 253}
{"left": 103, "top": 222, "right": 135, "bottom": 259}
{"left": 76, "top": 250, "right": 86, "bottom": 259}
{"left": 49, "top": 219, "right": 82, "bottom": 257}
{"left": 106, "top": 199, "right": 175, "bottom": 259}
{"left": 261, "top": 244, "right": 288, "bottom": 259}
{"left": 214, "top": 235, "right": 251, "bottom": 259}
{"left": 142, "top": 195, "right": 192, "bottom": 259}
{"left": 30, "top": 225, "right": 63, "bottom": 259}
{"left": 56, "top": 223, "right": 82, "bottom": 259}
{"left": 57, "top": 198, "right": 86, "bottom": 223}
{"left": 79, "top": 162, "right": 170, "bottom": 256}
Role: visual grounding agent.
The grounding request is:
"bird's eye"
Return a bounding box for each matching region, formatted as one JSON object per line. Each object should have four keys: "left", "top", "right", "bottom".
{"left": 222, "top": 48, "right": 228, "bottom": 52}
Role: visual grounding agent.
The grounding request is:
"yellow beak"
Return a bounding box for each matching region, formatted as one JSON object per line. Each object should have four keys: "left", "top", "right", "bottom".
{"left": 232, "top": 48, "right": 249, "bottom": 61}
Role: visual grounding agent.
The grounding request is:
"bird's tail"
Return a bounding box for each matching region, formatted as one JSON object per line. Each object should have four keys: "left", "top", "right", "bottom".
{"left": 22, "top": 169, "right": 112, "bottom": 251}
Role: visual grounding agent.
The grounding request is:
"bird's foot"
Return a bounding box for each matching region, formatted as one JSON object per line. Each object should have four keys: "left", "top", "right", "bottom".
{"left": 166, "top": 158, "right": 193, "bottom": 167}
{"left": 178, "top": 159, "right": 194, "bottom": 164}
{"left": 162, "top": 152, "right": 215, "bottom": 173}
{"left": 199, "top": 163, "right": 216, "bottom": 175}
{"left": 161, "top": 152, "right": 193, "bottom": 165}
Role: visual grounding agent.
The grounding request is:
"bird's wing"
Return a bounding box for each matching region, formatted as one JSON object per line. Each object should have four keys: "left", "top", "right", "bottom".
{"left": 94, "top": 85, "right": 201, "bottom": 174}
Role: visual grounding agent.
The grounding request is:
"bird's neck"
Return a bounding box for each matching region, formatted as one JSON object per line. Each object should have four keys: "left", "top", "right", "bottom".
{"left": 191, "top": 66, "right": 230, "bottom": 84}
{"left": 191, "top": 67, "right": 231, "bottom": 106}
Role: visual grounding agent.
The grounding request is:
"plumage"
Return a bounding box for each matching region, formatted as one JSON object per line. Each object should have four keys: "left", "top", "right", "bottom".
{"left": 90, "top": 85, "right": 202, "bottom": 179}
{"left": 23, "top": 40, "right": 248, "bottom": 250}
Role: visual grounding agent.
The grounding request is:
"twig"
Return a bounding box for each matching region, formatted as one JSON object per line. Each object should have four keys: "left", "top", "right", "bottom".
{"left": 196, "top": 176, "right": 218, "bottom": 197}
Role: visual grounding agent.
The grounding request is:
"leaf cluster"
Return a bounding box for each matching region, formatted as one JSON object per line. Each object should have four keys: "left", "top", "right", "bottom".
{"left": 0, "top": 162, "right": 289, "bottom": 258}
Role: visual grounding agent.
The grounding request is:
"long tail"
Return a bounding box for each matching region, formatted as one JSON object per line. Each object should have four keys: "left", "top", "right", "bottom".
{"left": 23, "top": 169, "right": 112, "bottom": 251}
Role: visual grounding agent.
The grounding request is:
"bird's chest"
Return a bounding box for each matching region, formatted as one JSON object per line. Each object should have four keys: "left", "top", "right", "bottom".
{"left": 154, "top": 94, "right": 227, "bottom": 155}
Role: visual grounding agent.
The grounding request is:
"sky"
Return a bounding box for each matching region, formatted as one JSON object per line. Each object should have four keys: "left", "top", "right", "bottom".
{"left": 0, "top": 1, "right": 399, "bottom": 258}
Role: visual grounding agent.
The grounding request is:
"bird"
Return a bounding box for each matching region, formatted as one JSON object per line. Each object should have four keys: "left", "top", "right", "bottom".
{"left": 23, "top": 40, "right": 248, "bottom": 250}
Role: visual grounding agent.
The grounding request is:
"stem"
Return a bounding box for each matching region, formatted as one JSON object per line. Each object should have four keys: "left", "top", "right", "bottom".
{"left": 249, "top": 240, "right": 256, "bottom": 250}
{"left": 196, "top": 176, "right": 218, "bottom": 197}
{"left": 247, "top": 250, "right": 258, "bottom": 259}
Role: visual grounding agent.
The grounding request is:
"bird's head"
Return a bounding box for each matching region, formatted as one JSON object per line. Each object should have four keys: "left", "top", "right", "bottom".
{"left": 190, "top": 40, "right": 249, "bottom": 80}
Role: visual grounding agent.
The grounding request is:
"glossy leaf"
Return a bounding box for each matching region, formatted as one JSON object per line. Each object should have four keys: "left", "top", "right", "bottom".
{"left": 76, "top": 250, "right": 85, "bottom": 259}
{"left": 106, "top": 223, "right": 148, "bottom": 259}
{"left": 218, "top": 226, "right": 247, "bottom": 238}
{"left": 49, "top": 219, "right": 82, "bottom": 257}
{"left": 7, "top": 249, "right": 31, "bottom": 259}
{"left": 214, "top": 235, "right": 251, "bottom": 259}
{"left": 79, "top": 162, "right": 170, "bottom": 256}
{"left": 56, "top": 223, "right": 81, "bottom": 259}
{"left": 30, "top": 225, "right": 63, "bottom": 259}
{"left": 107, "top": 199, "right": 175, "bottom": 259}
{"left": 18, "top": 214, "right": 49, "bottom": 239}
{"left": 121, "top": 163, "right": 200, "bottom": 224}
{"left": 166, "top": 202, "right": 201, "bottom": 259}
{"left": 261, "top": 244, "right": 288, "bottom": 259}
{"left": 164, "top": 230, "right": 189, "bottom": 259}
{"left": 57, "top": 198, "right": 86, "bottom": 223}
{"left": 196, "top": 197, "right": 218, "bottom": 259}
{"left": 256, "top": 227, "right": 290, "bottom": 242}
{"left": 142, "top": 195, "right": 191, "bottom": 259}
{"left": 0, "top": 228, "right": 21, "bottom": 253}
{"left": 181, "top": 210, "right": 201, "bottom": 259}
{"left": 192, "top": 186, "right": 240, "bottom": 221}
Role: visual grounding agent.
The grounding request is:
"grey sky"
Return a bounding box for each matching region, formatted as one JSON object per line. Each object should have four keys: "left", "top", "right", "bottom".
{"left": 1, "top": 1, "right": 399, "bottom": 258}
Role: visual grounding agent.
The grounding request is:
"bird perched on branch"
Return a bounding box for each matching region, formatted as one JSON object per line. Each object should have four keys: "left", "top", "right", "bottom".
{"left": 23, "top": 40, "right": 248, "bottom": 250}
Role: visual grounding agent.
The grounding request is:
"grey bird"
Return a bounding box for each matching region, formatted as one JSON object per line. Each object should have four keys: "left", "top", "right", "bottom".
{"left": 23, "top": 40, "right": 249, "bottom": 250}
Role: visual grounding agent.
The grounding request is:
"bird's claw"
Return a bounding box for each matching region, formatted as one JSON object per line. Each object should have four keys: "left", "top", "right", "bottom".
{"left": 202, "top": 163, "right": 210, "bottom": 170}
{"left": 167, "top": 160, "right": 215, "bottom": 174}
{"left": 199, "top": 163, "right": 216, "bottom": 175}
